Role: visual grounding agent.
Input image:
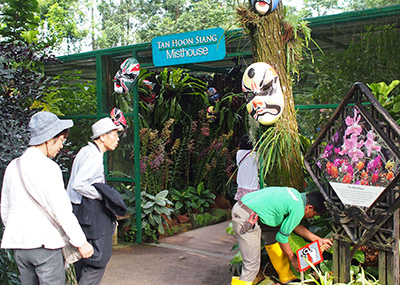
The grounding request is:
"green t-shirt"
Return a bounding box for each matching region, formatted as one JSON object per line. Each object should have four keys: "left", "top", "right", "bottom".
{"left": 241, "top": 186, "right": 306, "bottom": 243}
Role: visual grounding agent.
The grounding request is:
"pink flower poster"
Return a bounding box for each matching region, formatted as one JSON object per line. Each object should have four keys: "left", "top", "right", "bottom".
{"left": 316, "top": 107, "right": 399, "bottom": 208}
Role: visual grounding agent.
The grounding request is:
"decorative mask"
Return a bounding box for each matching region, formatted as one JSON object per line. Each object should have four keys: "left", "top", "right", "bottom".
{"left": 242, "top": 62, "right": 284, "bottom": 125}
{"left": 206, "top": 106, "right": 217, "bottom": 123}
{"left": 110, "top": 107, "right": 128, "bottom": 136}
{"left": 251, "top": 0, "right": 280, "bottom": 16}
{"left": 139, "top": 79, "right": 156, "bottom": 106}
{"left": 114, "top": 57, "right": 140, "bottom": 94}
{"left": 207, "top": 87, "right": 221, "bottom": 105}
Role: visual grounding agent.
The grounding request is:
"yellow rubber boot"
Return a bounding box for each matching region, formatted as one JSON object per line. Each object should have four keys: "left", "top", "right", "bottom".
{"left": 264, "top": 243, "right": 297, "bottom": 284}
{"left": 231, "top": 276, "right": 252, "bottom": 285}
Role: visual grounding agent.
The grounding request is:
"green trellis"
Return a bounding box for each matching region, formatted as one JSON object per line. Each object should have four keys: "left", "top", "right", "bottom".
{"left": 46, "top": 6, "right": 400, "bottom": 243}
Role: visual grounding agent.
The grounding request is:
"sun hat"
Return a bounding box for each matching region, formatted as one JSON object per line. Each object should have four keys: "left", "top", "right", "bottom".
{"left": 91, "top": 117, "right": 119, "bottom": 139}
{"left": 29, "top": 111, "right": 74, "bottom": 146}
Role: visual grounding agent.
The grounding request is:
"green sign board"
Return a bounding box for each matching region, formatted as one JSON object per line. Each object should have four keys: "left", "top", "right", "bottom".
{"left": 152, "top": 27, "right": 226, "bottom": 67}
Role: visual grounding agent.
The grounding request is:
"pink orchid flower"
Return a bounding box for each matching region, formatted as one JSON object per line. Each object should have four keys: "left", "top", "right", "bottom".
{"left": 365, "top": 130, "right": 381, "bottom": 156}
{"left": 345, "top": 109, "right": 362, "bottom": 136}
{"left": 340, "top": 134, "right": 364, "bottom": 162}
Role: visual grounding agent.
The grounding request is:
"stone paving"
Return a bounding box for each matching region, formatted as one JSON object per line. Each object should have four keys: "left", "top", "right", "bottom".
{"left": 101, "top": 220, "right": 237, "bottom": 285}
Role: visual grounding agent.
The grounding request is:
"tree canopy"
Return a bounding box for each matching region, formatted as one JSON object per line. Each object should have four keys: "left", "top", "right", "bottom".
{"left": 131, "top": 0, "right": 238, "bottom": 43}
{"left": 0, "top": 0, "right": 40, "bottom": 42}
{"left": 303, "top": 0, "right": 400, "bottom": 16}
{"left": 2, "top": 0, "right": 399, "bottom": 54}
{"left": 38, "top": 0, "right": 88, "bottom": 53}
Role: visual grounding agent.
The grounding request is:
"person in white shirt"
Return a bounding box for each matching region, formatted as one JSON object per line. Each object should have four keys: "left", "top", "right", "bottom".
{"left": 67, "top": 117, "right": 120, "bottom": 285}
{"left": 1, "top": 111, "right": 94, "bottom": 285}
{"left": 235, "top": 134, "right": 260, "bottom": 201}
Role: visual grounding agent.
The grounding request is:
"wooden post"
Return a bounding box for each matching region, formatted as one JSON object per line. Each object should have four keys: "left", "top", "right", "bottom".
{"left": 379, "top": 210, "right": 399, "bottom": 285}
{"left": 333, "top": 239, "right": 351, "bottom": 283}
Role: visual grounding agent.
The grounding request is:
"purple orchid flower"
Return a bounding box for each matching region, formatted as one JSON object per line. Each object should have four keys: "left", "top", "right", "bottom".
{"left": 368, "top": 155, "right": 382, "bottom": 172}
{"left": 322, "top": 144, "right": 334, "bottom": 158}
{"left": 347, "top": 164, "right": 354, "bottom": 175}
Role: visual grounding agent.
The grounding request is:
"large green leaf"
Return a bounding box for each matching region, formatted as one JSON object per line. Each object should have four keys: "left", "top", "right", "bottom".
{"left": 230, "top": 251, "right": 242, "bottom": 265}
{"left": 156, "top": 189, "right": 169, "bottom": 199}
{"left": 155, "top": 199, "right": 166, "bottom": 207}
{"left": 288, "top": 233, "right": 308, "bottom": 253}
{"left": 143, "top": 201, "right": 155, "bottom": 209}
{"left": 175, "top": 201, "right": 183, "bottom": 210}
{"left": 352, "top": 248, "right": 365, "bottom": 264}
{"left": 158, "top": 223, "right": 165, "bottom": 235}
{"left": 226, "top": 222, "right": 235, "bottom": 235}
{"left": 153, "top": 214, "right": 162, "bottom": 225}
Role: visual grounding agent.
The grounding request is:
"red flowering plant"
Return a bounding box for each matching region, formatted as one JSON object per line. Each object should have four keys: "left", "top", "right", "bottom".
{"left": 316, "top": 108, "right": 399, "bottom": 187}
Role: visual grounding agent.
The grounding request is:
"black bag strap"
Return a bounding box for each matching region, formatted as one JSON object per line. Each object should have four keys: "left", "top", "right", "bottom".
{"left": 238, "top": 150, "right": 252, "bottom": 166}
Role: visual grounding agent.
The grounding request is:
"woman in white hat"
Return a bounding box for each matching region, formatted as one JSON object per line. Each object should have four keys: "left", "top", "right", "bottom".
{"left": 1, "top": 111, "right": 94, "bottom": 285}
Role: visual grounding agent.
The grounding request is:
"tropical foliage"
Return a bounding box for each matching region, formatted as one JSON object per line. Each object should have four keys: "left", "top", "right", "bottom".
{"left": 2, "top": 0, "right": 400, "bottom": 282}
{"left": 115, "top": 183, "right": 176, "bottom": 242}
{"left": 0, "top": 0, "right": 62, "bottom": 187}
{"left": 0, "top": 0, "right": 62, "bottom": 282}
{"left": 141, "top": 190, "right": 174, "bottom": 241}
{"left": 171, "top": 182, "right": 216, "bottom": 214}
{"left": 138, "top": 119, "right": 175, "bottom": 196}
{"left": 294, "top": 23, "right": 400, "bottom": 140}
{"left": 291, "top": 261, "right": 379, "bottom": 285}
{"left": 0, "top": 0, "right": 40, "bottom": 43}
{"left": 368, "top": 80, "right": 400, "bottom": 124}
{"left": 0, "top": 221, "right": 20, "bottom": 284}
{"left": 151, "top": 68, "right": 207, "bottom": 130}
{"left": 296, "top": 24, "right": 400, "bottom": 107}
{"left": 107, "top": 66, "right": 239, "bottom": 241}
{"left": 136, "top": 91, "right": 236, "bottom": 197}
{"left": 190, "top": 209, "right": 230, "bottom": 229}
{"left": 255, "top": 121, "right": 302, "bottom": 183}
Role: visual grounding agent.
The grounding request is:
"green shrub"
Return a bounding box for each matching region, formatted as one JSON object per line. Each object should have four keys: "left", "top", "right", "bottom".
{"left": 190, "top": 209, "right": 230, "bottom": 229}
{"left": 171, "top": 182, "right": 216, "bottom": 215}
{"left": 141, "top": 190, "right": 174, "bottom": 242}
{"left": 115, "top": 185, "right": 174, "bottom": 242}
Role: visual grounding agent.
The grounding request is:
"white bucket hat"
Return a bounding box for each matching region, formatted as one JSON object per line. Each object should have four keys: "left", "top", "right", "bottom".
{"left": 29, "top": 111, "right": 73, "bottom": 146}
{"left": 91, "top": 117, "right": 119, "bottom": 139}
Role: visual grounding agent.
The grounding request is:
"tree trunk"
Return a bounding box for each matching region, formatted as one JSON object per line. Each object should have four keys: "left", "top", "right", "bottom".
{"left": 237, "top": 3, "right": 304, "bottom": 191}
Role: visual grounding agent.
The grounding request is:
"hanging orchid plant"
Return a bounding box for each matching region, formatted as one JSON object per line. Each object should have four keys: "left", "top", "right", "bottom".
{"left": 317, "top": 108, "right": 399, "bottom": 188}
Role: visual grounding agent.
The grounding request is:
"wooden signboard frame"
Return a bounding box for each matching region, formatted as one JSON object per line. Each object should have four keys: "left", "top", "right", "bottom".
{"left": 304, "top": 82, "right": 400, "bottom": 284}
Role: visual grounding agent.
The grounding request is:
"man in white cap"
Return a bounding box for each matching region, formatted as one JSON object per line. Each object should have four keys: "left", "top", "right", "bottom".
{"left": 67, "top": 117, "right": 121, "bottom": 285}
{"left": 1, "top": 111, "right": 94, "bottom": 285}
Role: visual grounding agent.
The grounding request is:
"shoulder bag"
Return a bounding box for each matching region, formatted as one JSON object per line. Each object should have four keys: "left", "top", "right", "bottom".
{"left": 16, "top": 158, "right": 82, "bottom": 264}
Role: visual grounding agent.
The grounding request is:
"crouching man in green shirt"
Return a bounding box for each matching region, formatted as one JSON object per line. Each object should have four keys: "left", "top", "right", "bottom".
{"left": 231, "top": 187, "right": 333, "bottom": 285}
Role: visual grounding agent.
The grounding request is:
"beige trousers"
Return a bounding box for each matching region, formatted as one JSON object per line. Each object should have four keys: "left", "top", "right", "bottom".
{"left": 231, "top": 202, "right": 261, "bottom": 282}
